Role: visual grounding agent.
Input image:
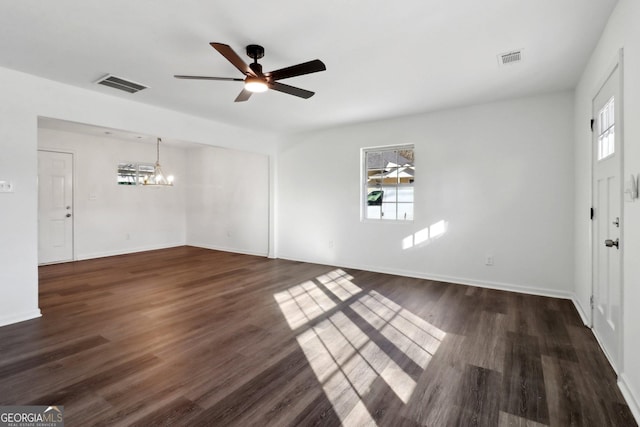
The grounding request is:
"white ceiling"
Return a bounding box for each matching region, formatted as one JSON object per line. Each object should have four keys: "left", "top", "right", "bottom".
{"left": 0, "top": 0, "right": 618, "bottom": 134}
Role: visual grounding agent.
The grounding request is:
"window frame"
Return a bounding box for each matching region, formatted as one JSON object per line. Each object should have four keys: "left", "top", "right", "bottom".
{"left": 361, "top": 144, "right": 415, "bottom": 222}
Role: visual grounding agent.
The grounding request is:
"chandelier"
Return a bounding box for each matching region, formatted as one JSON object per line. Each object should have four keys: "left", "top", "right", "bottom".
{"left": 143, "top": 137, "right": 174, "bottom": 186}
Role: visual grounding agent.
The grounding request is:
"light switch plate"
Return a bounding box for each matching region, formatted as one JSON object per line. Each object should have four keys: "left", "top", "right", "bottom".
{"left": 0, "top": 180, "right": 14, "bottom": 193}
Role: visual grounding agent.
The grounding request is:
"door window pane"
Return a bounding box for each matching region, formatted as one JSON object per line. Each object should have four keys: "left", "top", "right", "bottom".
{"left": 597, "top": 97, "right": 615, "bottom": 161}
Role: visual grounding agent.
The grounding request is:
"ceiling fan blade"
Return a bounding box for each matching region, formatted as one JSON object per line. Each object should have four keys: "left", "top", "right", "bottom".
{"left": 210, "top": 43, "right": 254, "bottom": 76}
{"left": 174, "top": 75, "right": 244, "bottom": 81}
{"left": 234, "top": 88, "right": 253, "bottom": 102}
{"left": 268, "top": 81, "right": 315, "bottom": 99}
{"left": 266, "top": 59, "right": 326, "bottom": 81}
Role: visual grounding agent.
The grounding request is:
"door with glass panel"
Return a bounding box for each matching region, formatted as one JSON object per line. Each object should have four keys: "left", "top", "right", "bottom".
{"left": 591, "top": 59, "right": 622, "bottom": 373}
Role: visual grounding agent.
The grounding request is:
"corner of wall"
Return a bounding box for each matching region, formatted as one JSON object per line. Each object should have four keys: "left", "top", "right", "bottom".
{"left": 571, "top": 295, "right": 591, "bottom": 326}
{"left": 0, "top": 309, "right": 41, "bottom": 328}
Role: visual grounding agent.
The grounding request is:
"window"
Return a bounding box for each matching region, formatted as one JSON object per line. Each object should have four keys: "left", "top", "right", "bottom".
{"left": 597, "top": 96, "right": 615, "bottom": 161}
{"left": 363, "top": 145, "right": 414, "bottom": 221}
{"left": 117, "top": 162, "right": 155, "bottom": 185}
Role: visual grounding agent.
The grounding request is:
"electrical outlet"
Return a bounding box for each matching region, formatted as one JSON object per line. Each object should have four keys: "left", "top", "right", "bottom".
{"left": 328, "top": 240, "right": 334, "bottom": 249}
{"left": 0, "top": 180, "right": 14, "bottom": 193}
{"left": 485, "top": 255, "right": 494, "bottom": 266}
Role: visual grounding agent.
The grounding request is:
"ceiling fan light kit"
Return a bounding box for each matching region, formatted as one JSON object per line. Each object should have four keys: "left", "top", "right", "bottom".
{"left": 244, "top": 76, "right": 268, "bottom": 93}
{"left": 175, "top": 42, "right": 326, "bottom": 102}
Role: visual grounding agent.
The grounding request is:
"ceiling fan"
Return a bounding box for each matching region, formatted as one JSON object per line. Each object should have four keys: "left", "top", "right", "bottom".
{"left": 175, "top": 43, "right": 326, "bottom": 102}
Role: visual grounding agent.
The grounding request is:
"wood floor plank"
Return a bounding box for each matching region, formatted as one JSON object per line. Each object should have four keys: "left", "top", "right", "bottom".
{"left": 0, "top": 246, "right": 633, "bottom": 426}
{"left": 541, "top": 354, "right": 589, "bottom": 426}
{"left": 128, "top": 396, "right": 203, "bottom": 427}
{"left": 284, "top": 392, "right": 342, "bottom": 427}
{"left": 400, "top": 334, "right": 467, "bottom": 425}
{"left": 27, "top": 353, "right": 163, "bottom": 406}
{"left": 189, "top": 349, "right": 311, "bottom": 426}
{"left": 456, "top": 310, "right": 508, "bottom": 373}
{"left": 455, "top": 364, "right": 502, "bottom": 426}
{"left": 498, "top": 411, "right": 549, "bottom": 427}
{"left": 0, "top": 335, "right": 109, "bottom": 379}
{"left": 501, "top": 332, "right": 550, "bottom": 424}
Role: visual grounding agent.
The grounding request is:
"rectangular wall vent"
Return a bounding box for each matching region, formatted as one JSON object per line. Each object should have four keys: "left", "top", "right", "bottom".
{"left": 498, "top": 50, "right": 523, "bottom": 66}
{"left": 95, "top": 74, "right": 148, "bottom": 93}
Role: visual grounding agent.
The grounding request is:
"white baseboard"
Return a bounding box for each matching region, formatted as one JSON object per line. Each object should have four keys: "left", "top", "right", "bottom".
{"left": 619, "top": 373, "right": 640, "bottom": 424}
{"left": 189, "top": 242, "right": 268, "bottom": 258}
{"left": 276, "top": 253, "right": 573, "bottom": 300}
{"left": 0, "top": 309, "right": 41, "bottom": 328}
{"left": 75, "top": 243, "right": 186, "bottom": 261}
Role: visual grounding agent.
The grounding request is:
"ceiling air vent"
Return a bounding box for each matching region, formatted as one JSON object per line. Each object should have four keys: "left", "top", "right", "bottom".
{"left": 95, "top": 74, "right": 148, "bottom": 93}
{"left": 498, "top": 50, "right": 523, "bottom": 66}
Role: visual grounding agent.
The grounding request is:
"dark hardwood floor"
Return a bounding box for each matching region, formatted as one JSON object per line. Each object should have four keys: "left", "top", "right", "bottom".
{"left": 0, "top": 246, "right": 635, "bottom": 426}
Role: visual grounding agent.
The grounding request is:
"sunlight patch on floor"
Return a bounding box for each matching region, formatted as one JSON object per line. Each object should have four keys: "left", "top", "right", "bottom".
{"left": 275, "top": 269, "right": 446, "bottom": 426}
{"left": 317, "top": 269, "right": 361, "bottom": 301}
{"left": 273, "top": 280, "right": 337, "bottom": 329}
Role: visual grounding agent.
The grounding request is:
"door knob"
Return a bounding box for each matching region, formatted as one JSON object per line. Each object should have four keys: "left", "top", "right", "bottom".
{"left": 66, "top": 213, "right": 72, "bottom": 218}
{"left": 605, "top": 238, "right": 619, "bottom": 249}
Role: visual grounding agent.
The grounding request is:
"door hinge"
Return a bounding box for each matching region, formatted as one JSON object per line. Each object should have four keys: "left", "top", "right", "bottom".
{"left": 590, "top": 207, "right": 594, "bottom": 220}
{"left": 590, "top": 295, "right": 594, "bottom": 308}
{"left": 590, "top": 119, "right": 595, "bottom": 132}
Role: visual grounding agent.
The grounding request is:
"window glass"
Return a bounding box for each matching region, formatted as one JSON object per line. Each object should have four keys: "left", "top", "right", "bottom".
{"left": 597, "top": 97, "right": 615, "bottom": 161}
{"left": 117, "top": 162, "right": 155, "bottom": 186}
{"left": 117, "top": 163, "right": 137, "bottom": 185}
{"left": 363, "top": 145, "right": 414, "bottom": 221}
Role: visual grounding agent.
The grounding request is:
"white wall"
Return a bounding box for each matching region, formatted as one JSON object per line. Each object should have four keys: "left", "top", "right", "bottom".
{"left": 573, "top": 0, "right": 640, "bottom": 418}
{"left": 36, "top": 128, "right": 271, "bottom": 260}
{"left": 0, "top": 93, "right": 39, "bottom": 326}
{"left": 277, "top": 92, "right": 575, "bottom": 296}
{"left": 186, "top": 146, "right": 269, "bottom": 256}
{"left": 38, "top": 128, "right": 187, "bottom": 259}
{"left": 0, "top": 65, "right": 276, "bottom": 327}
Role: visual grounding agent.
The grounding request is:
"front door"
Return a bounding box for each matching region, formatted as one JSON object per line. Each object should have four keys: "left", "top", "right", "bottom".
{"left": 38, "top": 150, "right": 74, "bottom": 264}
{"left": 591, "top": 58, "right": 622, "bottom": 372}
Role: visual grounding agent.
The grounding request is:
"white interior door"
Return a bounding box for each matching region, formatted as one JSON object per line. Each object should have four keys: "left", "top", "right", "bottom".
{"left": 592, "top": 61, "right": 622, "bottom": 372}
{"left": 38, "top": 150, "right": 74, "bottom": 264}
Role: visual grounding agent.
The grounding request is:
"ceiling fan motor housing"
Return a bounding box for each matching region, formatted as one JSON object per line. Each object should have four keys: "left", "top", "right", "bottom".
{"left": 249, "top": 62, "right": 264, "bottom": 75}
